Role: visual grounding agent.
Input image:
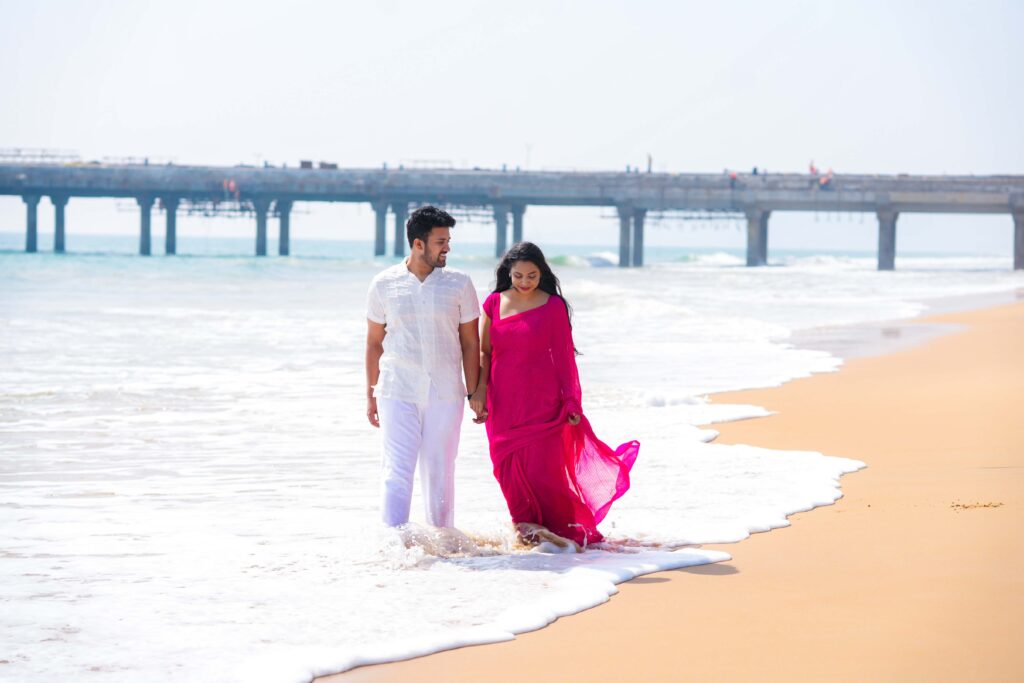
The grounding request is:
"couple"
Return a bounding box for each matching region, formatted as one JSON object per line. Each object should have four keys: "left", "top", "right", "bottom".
{"left": 365, "top": 206, "right": 639, "bottom": 551}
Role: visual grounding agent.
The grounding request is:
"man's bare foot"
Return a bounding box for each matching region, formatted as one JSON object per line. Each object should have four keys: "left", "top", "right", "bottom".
{"left": 515, "top": 522, "right": 582, "bottom": 553}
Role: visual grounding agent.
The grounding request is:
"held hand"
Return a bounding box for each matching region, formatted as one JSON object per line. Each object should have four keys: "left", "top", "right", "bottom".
{"left": 367, "top": 396, "right": 379, "bottom": 428}
{"left": 567, "top": 412, "right": 581, "bottom": 426}
{"left": 469, "top": 388, "right": 488, "bottom": 424}
{"left": 468, "top": 388, "right": 486, "bottom": 419}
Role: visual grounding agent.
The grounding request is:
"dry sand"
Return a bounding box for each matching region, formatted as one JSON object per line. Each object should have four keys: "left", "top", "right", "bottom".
{"left": 327, "top": 299, "right": 1024, "bottom": 683}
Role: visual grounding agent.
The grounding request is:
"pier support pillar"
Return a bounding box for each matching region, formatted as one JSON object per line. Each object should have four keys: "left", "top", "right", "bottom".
{"left": 51, "top": 195, "right": 68, "bottom": 253}
{"left": 253, "top": 198, "right": 269, "bottom": 256}
{"left": 392, "top": 201, "right": 407, "bottom": 257}
{"left": 372, "top": 200, "right": 388, "bottom": 256}
{"left": 164, "top": 197, "right": 178, "bottom": 255}
{"left": 877, "top": 209, "right": 898, "bottom": 271}
{"left": 1011, "top": 209, "right": 1019, "bottom": 270}
{"left": 617, "top": 204, "right": 632, "bottom": 268}
{"left": 137, "top": 196, "right": 153, "bottom": 256}
{"left": 493, "top": 204, "right": 510, "bottom": 257}
{"left": 511, "top": 204, "right": 526, "bottom": 244}
{"left": 632, "top": 208, "right": 647, "bottom": 267}
{"left": 744, "top": 208, "right": 769, "bottom": 266}
{"left": 23, "top": 194, "right": 40, "bottom": 253}
{"left": 277, "top": 200, "right": 292, "bottom": 256}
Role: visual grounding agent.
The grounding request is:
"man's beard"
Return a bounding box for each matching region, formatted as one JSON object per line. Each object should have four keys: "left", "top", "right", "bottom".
{"left": 424, "top": 250, "right": 447, "bottom": 269}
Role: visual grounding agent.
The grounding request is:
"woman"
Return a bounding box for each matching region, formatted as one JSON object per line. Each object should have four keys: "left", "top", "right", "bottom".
{"left": 469, "top": 242, "right": 639, "bottom": 551}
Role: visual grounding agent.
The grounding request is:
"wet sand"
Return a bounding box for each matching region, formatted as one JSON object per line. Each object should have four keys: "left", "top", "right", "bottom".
{"left": 326, "top": 299, "right": 1024, "bottom": 683}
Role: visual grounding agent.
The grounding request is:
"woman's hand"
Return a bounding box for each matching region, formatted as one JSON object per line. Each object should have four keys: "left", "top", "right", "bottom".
{"left": 567, "top": 412, "right": 581, "bottom": 426}
{"left": 469, "top": 387, "right": 488, "bottom": 424}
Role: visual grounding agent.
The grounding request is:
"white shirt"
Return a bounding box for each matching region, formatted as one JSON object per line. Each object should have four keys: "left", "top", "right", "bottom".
{"left": 367, "top": 262, "right": 480, "bottom": 404}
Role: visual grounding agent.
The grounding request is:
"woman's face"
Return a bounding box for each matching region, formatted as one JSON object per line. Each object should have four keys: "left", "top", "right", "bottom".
{"left": 510, "top": 260, "right": 541, "bottom": 294}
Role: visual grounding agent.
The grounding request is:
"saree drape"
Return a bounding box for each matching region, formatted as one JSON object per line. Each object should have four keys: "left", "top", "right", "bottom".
{"left": 484, "top": 292, "right": 639, "bottom": 546}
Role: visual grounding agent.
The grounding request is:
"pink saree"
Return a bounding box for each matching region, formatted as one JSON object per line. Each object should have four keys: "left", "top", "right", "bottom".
{"left": 483, "top": 292, "right": 639, "bottom": 547}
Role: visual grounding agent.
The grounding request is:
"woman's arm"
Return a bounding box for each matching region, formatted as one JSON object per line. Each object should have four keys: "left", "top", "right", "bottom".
{"left": 551, "top": 298, "right": 582, "bottom": 423}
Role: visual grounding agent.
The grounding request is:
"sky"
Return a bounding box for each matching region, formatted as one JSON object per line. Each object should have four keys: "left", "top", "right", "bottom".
{"left": 1, "top": 0, "right": 1022, "bottom": 253}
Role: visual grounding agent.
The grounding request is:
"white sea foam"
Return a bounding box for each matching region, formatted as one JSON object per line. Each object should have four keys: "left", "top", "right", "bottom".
{"left": 1, "top": 246, "right": 1020, "bottom": 681}
{"left": 691, "top": 251, "right": 745, "bottom": 266}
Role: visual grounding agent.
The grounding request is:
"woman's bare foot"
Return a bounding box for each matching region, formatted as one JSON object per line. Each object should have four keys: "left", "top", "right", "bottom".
{"left": 515, "top": 522, "right": 582, "bottom": 553}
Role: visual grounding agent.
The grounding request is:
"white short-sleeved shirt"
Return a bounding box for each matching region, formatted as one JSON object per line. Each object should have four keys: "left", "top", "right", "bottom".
{"left": 367, "top": 262, "right": 480, "bottom": 404}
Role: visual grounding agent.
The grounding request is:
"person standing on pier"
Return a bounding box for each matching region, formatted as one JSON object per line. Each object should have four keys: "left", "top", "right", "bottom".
{"left": 365, "top": 206, "right": 482, "bottom": 529}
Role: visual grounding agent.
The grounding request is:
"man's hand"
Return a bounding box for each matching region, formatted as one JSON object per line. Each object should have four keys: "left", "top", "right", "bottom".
{"left": 365, "top": 320, "right": 386, "bottom": 428}
{"left": 469, "top": 388, "right": 487, "bottom": 424}
{"left": 367, "top": 396, "right": 380, "bottom": 428}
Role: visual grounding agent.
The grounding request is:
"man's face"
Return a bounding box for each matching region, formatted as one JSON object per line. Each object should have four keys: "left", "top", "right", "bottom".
{"left": 416, "top": 227, "right": 451, "bottom": 269}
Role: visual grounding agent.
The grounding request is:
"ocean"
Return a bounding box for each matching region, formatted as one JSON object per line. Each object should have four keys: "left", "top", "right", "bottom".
{"left": 1, "top": 233, "right": 1021, "bottom": 682}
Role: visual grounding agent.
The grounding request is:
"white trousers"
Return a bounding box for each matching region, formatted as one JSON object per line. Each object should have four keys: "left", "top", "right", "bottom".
{"left": 377, "top": 385, "right": 464, "bottom": 528}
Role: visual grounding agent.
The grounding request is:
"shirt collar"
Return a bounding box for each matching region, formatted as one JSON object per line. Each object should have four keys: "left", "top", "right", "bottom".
{"left": 403, "top": 259, "right": 440, "bottom": 284}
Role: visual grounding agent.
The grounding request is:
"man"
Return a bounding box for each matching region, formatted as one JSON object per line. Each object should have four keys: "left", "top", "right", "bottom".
{"left": 365, "top": 205, "right": 481, "bottom": 529}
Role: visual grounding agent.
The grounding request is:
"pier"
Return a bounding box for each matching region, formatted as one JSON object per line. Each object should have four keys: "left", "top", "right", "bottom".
{"left": 2, "top": 162, "right": 1023, "bottom": 269}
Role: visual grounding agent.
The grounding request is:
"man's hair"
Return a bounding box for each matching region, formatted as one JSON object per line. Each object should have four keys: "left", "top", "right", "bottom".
{"left": 406, "top": 205, "right": 456, "bottom": 247}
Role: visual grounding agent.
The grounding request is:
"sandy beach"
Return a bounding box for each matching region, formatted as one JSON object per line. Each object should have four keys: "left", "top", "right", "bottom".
{"left": 330, "top": 297, "right": 1024, "bottom": 683}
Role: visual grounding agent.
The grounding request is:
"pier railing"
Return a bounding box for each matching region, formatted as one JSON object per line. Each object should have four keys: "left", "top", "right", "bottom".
{"left": 2, "top": 162, "right": 1022, "bottom": 269}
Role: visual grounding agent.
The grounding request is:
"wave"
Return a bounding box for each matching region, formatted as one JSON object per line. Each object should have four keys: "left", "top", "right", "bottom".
{"left": 688, "top": 251, "right": 746, "bottom": 266}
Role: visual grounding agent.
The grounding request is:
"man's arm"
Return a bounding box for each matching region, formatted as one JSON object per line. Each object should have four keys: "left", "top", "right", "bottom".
{"left": 458, "top": 318, "right": 480, "bottom": 403}
{"left": 365, "top": 320, "right": 386, "bottom": 427}
{"left": 468, "top": 313, "right": 491, "bottom": 423}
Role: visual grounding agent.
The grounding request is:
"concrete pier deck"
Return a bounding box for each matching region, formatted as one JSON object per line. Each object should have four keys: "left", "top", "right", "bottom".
{"left": 3, "top": 162, "right": 1022, "bottom": 268}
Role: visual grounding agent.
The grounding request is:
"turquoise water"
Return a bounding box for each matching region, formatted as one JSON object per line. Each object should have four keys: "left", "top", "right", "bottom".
{"left": 0, "top": 230, "right": 975, "bottom": 264}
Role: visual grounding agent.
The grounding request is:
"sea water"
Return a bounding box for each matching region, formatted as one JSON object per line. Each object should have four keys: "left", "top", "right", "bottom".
{"left": 1, "top": 235, "right": 1020, "bottom": 681}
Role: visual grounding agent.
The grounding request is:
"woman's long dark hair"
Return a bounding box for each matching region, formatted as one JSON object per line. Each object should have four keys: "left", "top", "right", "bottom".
{"left": 494, "top": 242, "right": 579, "bottom": 354}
